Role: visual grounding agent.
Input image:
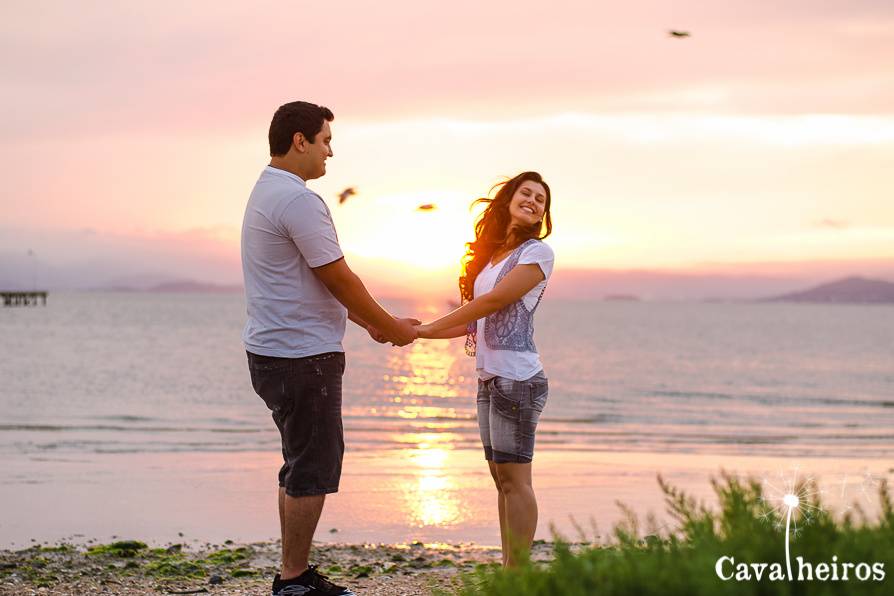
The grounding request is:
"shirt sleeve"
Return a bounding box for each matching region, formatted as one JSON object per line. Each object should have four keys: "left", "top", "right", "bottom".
{"left": 518, "top": 242, "right": 555, "bottom": 280}
{"left": 281, "top": 191, "right": 344, "bottom": 268}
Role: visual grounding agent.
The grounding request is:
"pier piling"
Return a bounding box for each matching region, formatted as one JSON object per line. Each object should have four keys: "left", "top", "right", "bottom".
{"left": 1, "top": 291, "right": 48, "bottom": 306}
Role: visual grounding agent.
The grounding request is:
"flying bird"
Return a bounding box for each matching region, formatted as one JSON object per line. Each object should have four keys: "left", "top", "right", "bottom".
{"left": 417, "top": 203, "right": 436, "bottom": 211}
{"left": 669, "top": 30, "right": 691, "bottom": 38}
{"left": 338, "top": 187, "right": 356, "bottom": 204}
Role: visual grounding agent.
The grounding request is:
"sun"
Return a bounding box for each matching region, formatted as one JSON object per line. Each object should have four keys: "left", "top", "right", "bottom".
{"left": 337, "top": 191, "right": 480, "bottom": 270}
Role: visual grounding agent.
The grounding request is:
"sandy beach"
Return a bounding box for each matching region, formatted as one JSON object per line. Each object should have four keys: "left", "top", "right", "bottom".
{"left": 0, "top": 539, "right": 563, "bottom": 595}
{"left": 3, "top": 449, "right": 891, "bottom": 595}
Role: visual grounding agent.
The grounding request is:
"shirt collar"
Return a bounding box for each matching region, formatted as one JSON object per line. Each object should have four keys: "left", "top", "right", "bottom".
{"left": 265, "top": 165, "right": 306, "bottom": 187}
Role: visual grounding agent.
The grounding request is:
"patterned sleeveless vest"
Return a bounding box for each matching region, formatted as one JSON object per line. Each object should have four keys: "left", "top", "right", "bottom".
{"left": 465, "top": 238, "right": 547, "bottom": 357}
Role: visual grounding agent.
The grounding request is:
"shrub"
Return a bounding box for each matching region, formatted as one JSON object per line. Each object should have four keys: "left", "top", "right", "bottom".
{"left": 454, "top": 473, "right": 894, "bottom": 595}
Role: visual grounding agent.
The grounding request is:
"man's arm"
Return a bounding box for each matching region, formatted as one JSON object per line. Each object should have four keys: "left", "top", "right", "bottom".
{"left": 347, "top": 311, "right": 367, "bottom": 328}
{"left": 313, "top": 258, "right": 417, "bottom": 346}
{"left": 348, "top": 311, "right": 381, "bottom": 343}
{"left": 348, "top": 311, "right": 406, "bottom": 344}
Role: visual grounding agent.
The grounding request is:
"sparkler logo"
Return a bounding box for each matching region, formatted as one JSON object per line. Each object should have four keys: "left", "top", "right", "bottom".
{"left": 759, "top": 466, "right": 825, "bottom": 580}
{"left": 714, "top": 466, "right": 887, "bottom": 583}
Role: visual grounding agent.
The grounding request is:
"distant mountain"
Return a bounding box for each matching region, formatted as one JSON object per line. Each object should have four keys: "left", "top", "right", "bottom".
{"left": 763, "top": 276, "right": 894, "bottom": 304}
{"left": 86, "top": 280, "right": 242, "bottom": 293}
{"left": 546, "top": 269, "right": 809, "bottom": 301}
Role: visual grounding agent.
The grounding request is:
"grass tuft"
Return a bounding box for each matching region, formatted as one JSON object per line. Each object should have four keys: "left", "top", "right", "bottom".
{"left": 452, "top": 475, "right": 894, "bottom": 596}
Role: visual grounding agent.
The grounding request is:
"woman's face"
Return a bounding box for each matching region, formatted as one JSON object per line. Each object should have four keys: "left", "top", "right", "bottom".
{"left": 507, "top": 180, "right": 547, "bottom": 229}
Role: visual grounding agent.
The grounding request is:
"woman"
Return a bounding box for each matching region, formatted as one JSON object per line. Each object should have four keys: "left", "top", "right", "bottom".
{"left": 416, "top": 171, "right": 554, "bottom": 566}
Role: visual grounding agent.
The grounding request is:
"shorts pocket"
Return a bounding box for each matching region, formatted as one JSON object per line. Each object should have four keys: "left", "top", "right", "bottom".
{"left": 248, "top": 353, "right": 291, "bottom": 373}
{"left": 490, "top": 379, "right": 522, "bottom": 420}
{"left": 527, "top": 377, "right": 548, "bottom": 412}
{"left": 296, "top": 352, "right": 344, "bottom": 377}
{"left": 249, "top": 367, "right": 292, "bottom": 419}
{"left": 476, "top": 379, "right": 490, "bottom": 406}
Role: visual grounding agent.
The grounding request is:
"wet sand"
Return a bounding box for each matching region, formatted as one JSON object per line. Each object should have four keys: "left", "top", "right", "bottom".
{"left": 3, "top": 448, "right": 890, "bottom": 549}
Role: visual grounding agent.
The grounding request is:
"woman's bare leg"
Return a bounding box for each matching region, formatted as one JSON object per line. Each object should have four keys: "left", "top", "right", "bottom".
{"left": 487, "top": 461, "right": 509, "bottom": 566}
{"left": 495, "top": 462, "right": 537, "bottom": 567}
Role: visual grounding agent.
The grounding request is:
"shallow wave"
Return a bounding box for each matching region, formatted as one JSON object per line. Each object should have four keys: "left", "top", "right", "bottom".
{"left": 650, "top": 390, "right": 894, "bottom": 409}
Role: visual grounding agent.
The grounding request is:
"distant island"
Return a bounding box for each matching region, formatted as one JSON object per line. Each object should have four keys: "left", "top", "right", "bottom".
{"left": 96, "top": 281, "right": 243, "bottom": 294}
{"left": 762, "top": 276, "right": 894, "bottom": 304}
{"left": 603, "top": 294, "right": 640, "bottom": 302}
{"left": 147, "top": 281, "right": 242, "bottom": 293}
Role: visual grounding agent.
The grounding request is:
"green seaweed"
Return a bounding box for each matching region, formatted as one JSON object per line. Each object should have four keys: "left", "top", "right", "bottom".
{"left": 10, "top": 562, "right": 58, "bottom": 587}
{"left": 350, "top": 564, "right": 373, "bottom": 578}
{"left": 86, "top": 540, "right": 147, "bottom": 558}
{"left": 206, "top": 547, "right": 251, "bottom": 565}
{"left": 145, "top": 557, "right": 206, "bottom": 578}
{"left": 39, "top": 544, "right": 75, "bottom": 553}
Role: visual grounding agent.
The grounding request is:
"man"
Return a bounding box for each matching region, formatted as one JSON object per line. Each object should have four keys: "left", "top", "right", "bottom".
{"left": 242, "top": 100, "right": 418, "bottom": 596}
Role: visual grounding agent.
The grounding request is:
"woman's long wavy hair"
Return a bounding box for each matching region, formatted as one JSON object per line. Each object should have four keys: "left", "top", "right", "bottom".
{"left": 459, "top": 171, "right": 553, "bottom": 303}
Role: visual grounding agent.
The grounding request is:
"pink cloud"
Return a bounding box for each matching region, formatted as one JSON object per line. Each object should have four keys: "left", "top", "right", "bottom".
{"left": 2, "top": 1, "right": 894, "bottom": 140}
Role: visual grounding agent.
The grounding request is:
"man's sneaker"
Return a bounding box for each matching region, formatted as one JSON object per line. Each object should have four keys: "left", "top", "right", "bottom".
{"left": 272, "top": 567, "right": 356, "bottom": 595}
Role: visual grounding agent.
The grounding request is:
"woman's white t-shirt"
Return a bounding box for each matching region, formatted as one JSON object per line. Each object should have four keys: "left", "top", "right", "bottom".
{"left": 473, "top": 242, "right": 554, "bottom": 381}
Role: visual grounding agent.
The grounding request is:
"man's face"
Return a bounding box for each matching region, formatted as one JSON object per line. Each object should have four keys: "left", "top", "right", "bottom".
{"left": 305, "top": 120, "right": 333, "bottom": 179}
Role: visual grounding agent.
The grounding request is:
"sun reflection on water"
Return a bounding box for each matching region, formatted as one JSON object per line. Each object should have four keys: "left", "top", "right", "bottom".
{"left": 403, "top": 444, "right": 463, "bottom": 528}
{"left": 384, "top": 339, "right": 463, "bottom": 400}
{"left": 384, "top": 335, "right": 468, "bottom": 528}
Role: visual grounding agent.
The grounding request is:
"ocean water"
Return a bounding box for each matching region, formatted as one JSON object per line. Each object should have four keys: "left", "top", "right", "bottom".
{"left": 1, "top": 292, "right": 892, "bottom": 546}
{"left": 2, "top": 292, "right": 892, "bottom": 458}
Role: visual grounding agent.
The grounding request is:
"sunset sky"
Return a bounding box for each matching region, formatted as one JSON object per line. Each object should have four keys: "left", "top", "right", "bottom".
{"left": 1, "top": 1, "right": 893, "bottom": 294}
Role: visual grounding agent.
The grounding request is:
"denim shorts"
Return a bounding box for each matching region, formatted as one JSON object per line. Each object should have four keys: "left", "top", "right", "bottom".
{"left": 477, "top": 371, "right": 548, "bottom": 464}
{"left": 247, "top": 351, "right": 345, "bottom": 497}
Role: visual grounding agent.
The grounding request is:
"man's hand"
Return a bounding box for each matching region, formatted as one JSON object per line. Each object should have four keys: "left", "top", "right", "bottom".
{"left": 389, "top": 317, "right": 421, "bottom": 347}
{"left": 366, "top": 324, "right": 388, "bottom": 343}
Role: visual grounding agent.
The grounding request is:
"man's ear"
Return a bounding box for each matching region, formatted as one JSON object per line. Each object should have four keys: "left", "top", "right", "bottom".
{"left": 292, "top": 132, "right": 307, "bottom": 153}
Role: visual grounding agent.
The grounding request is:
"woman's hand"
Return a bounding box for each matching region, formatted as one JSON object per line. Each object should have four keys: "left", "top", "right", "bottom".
{"left": 414, "top": 323, "right": 432, "bottom": 339}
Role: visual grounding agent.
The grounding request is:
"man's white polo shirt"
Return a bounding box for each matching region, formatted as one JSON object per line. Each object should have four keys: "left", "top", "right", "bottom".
{"left": 241, "top": 166, "right": 347, "bottom": 357}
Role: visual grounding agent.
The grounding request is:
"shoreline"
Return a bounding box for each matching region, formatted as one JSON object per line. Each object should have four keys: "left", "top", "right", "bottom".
{"left": 3, "top": 448, "right": 891, "bottom": 549}
{"left": 0, "top": 538, "right": 559, "bottom": 595}
{"left": 3, "top": 455, "right": 892, "bottom": 594}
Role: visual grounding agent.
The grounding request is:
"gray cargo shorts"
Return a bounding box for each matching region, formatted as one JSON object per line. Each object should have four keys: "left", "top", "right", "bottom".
{"left": 476, "top": 370, "right": 548, "bottom": 464}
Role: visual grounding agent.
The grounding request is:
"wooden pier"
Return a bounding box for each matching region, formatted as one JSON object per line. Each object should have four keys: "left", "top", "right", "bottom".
{"left": 1, "top": 291, "right": 48, "bottom": 306}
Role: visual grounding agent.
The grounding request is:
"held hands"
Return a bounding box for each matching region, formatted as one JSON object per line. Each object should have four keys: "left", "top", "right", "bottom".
{"left": 367, "top": 317, "right": 421, "bottom": 347}
{"left": 390, "top": 317, "right": 421, "bottom": 347}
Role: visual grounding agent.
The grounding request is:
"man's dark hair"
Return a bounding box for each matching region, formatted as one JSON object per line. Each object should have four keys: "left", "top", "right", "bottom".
{"left": 268, "top": 101, "right": 334, "bottom": 157}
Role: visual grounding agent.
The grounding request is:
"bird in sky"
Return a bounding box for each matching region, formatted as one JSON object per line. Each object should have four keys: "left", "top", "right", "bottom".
{"left": 417, "top": 203, "right": 436, "bottom": 211}
{"left": 669, "top": 30, "right": 691, "bottom": 38}
{"left": 338, "top": 187, "right": 356, "bottom": 204}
